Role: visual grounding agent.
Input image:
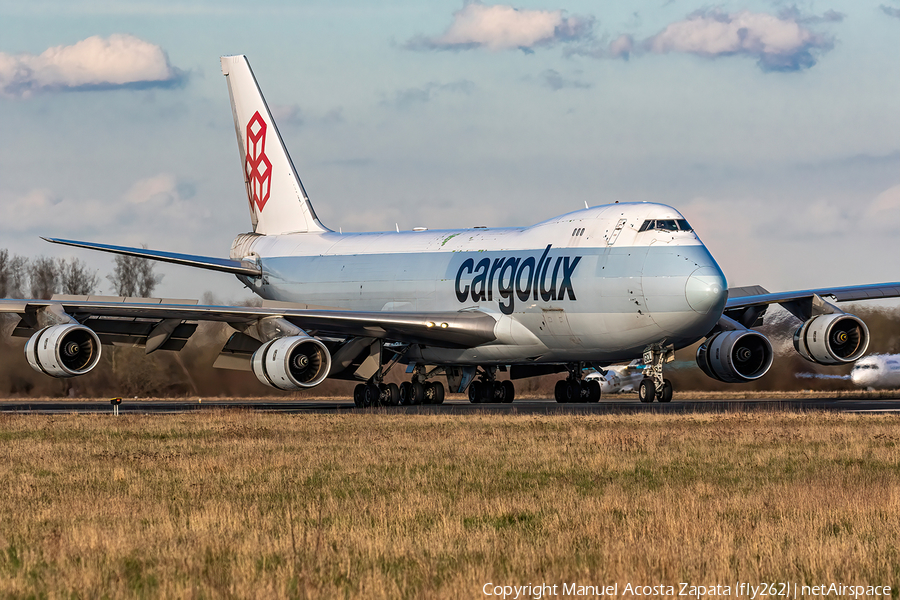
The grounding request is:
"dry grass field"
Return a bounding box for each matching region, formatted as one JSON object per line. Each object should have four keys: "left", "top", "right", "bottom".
{"left": 1, "top": 411, "right": 898, "bottom": 599}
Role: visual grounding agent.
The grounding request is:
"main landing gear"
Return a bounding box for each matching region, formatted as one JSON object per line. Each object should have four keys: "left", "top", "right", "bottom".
{"left": 353, "top": 381, "right": 401, "bottom": 407}
{"left": 352, "top": 344, "right": 445, "bottom": 407}
{"left": 395, "top": 364, "right": 445, "bottom": 406}
{"left": 638, "top": 344, "right": 674, "bottom": 403}
{"left": 352, "top": 373, "right": 446, "bottom": 407}
{"left": 399, "top": 379, "right": 445, "bottom": 406}
{"left": 468, "top": 367, "right": 515, "bottom": 403}
{"left": 554, "top": 363, "right": 601, "bottom": 403}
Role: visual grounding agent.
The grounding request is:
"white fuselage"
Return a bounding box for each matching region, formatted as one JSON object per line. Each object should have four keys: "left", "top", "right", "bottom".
{"left": 232, "top": 202, "right": 728, "bottom": 365}
{"left": 850, "top": 354, "right": 900, "bottom": 389}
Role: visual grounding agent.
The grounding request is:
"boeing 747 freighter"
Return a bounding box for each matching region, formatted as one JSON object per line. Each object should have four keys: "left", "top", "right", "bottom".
{"left": 2, "top": 55, "right": 898, "bottom": 405}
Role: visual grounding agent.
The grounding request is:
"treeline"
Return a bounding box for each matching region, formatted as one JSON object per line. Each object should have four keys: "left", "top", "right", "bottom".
{"left": 0, "top": 248, "right": 162, "bottom": 299}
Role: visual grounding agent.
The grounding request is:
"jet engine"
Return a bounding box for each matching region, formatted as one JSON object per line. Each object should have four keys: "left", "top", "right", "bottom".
{"left": 251, "top": 335, "right": 332, "bottom": 390}
{"left": 696, "top": 329, "right": 773, "bottom": 383}
{"left": 25, "top": 324, "right": 102, "bottom": 377}
{"left": 793, "top": 313, "right": 869, "bottom": 365}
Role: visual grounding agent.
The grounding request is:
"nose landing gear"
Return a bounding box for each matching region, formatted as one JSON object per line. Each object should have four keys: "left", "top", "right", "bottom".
{"left": 639, "top": 344, "right": 675, "bottom": 403}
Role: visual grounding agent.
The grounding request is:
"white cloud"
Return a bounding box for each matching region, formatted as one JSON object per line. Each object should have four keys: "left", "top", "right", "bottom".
{"left": 124, "top": 173, "right": 180, "bottom": 205}
{"left": 0, "top": 34, "right": 184, "bottom": 98}
{"left": 607, "top": 34, "right": 634, "bottom": 59}
{"left": 566, "top": 9, "right": 834, "bottom": 71}
{"left": 644, "top": 10, "right": 832, "bottom": 71}
{"left": 863, "top": 184, "right": 900, "bottom": 227}
{"left": 0, "top": 173, "right": 200, "bottom": 235}
{"left": 406, "top": 2, "right": 593, "bottom": 52}
{"left": 269, "top": 104, "right": 304, "bottom": 127}
{"left": 793, "top": 199, "right": 848, "bottom": 234}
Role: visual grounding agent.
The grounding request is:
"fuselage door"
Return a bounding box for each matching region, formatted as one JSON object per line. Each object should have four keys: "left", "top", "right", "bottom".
{"left": 607, "top": 219, "right": 627, "bottom": 246}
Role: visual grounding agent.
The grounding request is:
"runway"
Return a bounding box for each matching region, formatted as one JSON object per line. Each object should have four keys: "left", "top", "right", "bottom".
{"left": 2, "top": 397, "right": 899, "bottom": 415}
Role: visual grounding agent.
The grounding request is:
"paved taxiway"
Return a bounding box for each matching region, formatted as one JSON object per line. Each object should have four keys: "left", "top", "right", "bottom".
{"left": 2, "top": 397, "right": 899, "bottom": 414}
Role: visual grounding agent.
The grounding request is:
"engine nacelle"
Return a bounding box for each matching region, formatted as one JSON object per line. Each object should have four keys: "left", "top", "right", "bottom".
{"left": 793, "top": 313, "right": 869, "bottom": 365}
{"left": 251, "top": 335, "right": 332, "bottom": 390}
{"left": 697, "top": 329, "right": 773, "bottom": 383}
{"left": 25, "top": 324, "right": 102, "bottom": 378}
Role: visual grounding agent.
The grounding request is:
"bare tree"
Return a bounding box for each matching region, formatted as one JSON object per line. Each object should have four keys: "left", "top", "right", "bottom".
{"left": 107, "top": 251, "right": 163, "bottom": 298}
{"left": 58, "top": 257, "right": 100, "bottom": 296}
{"left": 0, "top": 250, "right": 30, "bottom": 298}
{"left": 29, "top": 256, "right": 59, "bottom": 299}
{"left": 0, "top": 249, "right": 9, "bottom": 298}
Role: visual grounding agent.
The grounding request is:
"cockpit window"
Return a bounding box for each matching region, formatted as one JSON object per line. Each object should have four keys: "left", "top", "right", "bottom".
{"left": 638, "top": 219, "right": 693, "bottom": 233}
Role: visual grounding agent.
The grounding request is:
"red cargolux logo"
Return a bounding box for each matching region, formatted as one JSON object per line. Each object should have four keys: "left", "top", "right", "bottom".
{"left": 245, "top": 111, "right": 272, "bottom": 212}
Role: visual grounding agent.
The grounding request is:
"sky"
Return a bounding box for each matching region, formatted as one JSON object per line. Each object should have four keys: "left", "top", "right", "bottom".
{"left": 1, "top": 0, "right": 898, "bottom": 303}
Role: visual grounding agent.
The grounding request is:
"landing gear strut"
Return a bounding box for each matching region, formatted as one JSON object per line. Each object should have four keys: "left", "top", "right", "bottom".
{"left": 352, "top": 342, "right": 403, "bottom": 408}
{"left": 639, "top": 343, "right": 674, "bottom": 403}
{"left": 553, "top": 363, "right": 601, "bottom": 403}
{"left": 467, "top": 367, "right": 515, "bottom": 403}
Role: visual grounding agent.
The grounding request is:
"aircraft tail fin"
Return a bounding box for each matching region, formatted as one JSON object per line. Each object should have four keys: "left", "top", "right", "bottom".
{"left": 220, "top": 55, "right": 329, "bottom": 235}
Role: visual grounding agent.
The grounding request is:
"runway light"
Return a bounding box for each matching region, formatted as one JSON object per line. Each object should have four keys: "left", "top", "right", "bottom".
{"left": 426, "top": 321, "right": 435, "bottom": 328}
{"left": 440, "top": 322, "right": 449, "bottom": 328}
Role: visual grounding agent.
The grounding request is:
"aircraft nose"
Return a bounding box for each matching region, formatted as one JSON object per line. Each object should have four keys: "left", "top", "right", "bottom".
{"left": 685, "top": 267, "right": 727, "bottom": 314}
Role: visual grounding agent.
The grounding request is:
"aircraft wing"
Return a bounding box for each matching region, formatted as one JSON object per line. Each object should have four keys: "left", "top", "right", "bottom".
{"left": 726, "top": 282, "right": 900, "bottom": 309}
{"left": 723, "top": 282, "right": 900, "bottom": 327}
{"left": 0, "top": 297, "right": 498, "bottom": 349}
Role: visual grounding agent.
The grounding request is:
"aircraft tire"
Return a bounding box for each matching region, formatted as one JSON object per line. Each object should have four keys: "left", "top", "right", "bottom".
{"left": 638, "top": 379, "right": 655, "bottom": 403}
{"left": 409, "top": 381, "right": 425, "bottom": 405}
{"left": 398, "top": 381, "right": 412, "bottom": 405}
{"left": 385, "top": 382, "right": 400, "bottom": 406}
{"left": 585, "top": 380, "right": 601, "bottom": 403}
{"left": 659, "top": 379, "right": 673, "bottom": 403}
{"left": 468, "top": 381, "right": 482, "bottom": 403}
{"left": 425, "top": 381, "right": 445, "bottom": 405}
{"left": 364, "top": 383, "right": 380, "bottom": 407}
{"left": 566, "top": 380, "right": 582, "bottom": 403}
{"left": 353, "top": 384, "right": 365, "bottom": 407}
{"left": 554, "top": 380, "right": 567, "bottom": 403}
{"left": 501, "top": 380, "right": 515, "bottom": 403}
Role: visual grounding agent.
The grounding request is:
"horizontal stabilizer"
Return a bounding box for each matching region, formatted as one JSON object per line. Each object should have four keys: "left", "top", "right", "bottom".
{"left": 43, "top": 238, "right": 261, "bottom": 277}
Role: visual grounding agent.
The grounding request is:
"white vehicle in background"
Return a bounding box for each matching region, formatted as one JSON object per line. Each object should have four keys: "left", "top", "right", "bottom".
{"left": 850, "top": 354, "right": 900, "bottom": 390}
{"left": 584, "top": 361, "right": 645, "bottom": 395}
